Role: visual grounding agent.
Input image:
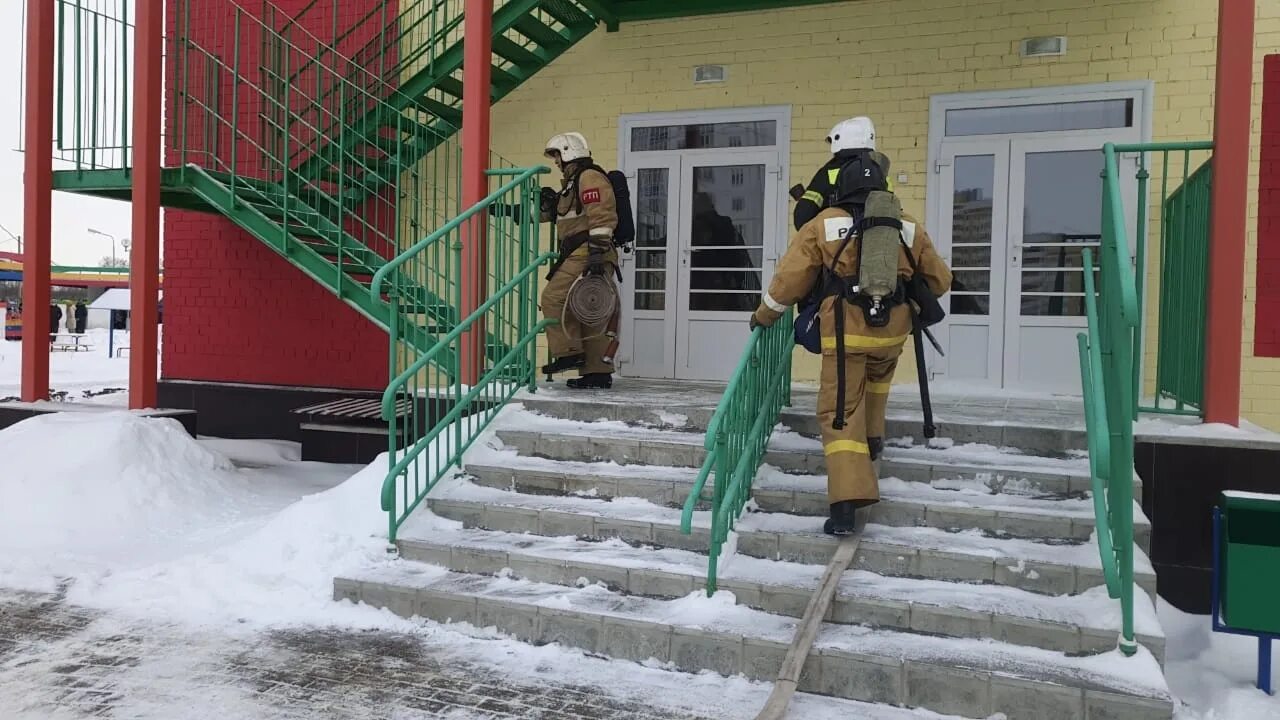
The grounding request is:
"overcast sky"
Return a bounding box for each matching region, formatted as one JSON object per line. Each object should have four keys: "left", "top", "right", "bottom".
{"left": 0, "top": 1, "right": 136, "bottom": 266}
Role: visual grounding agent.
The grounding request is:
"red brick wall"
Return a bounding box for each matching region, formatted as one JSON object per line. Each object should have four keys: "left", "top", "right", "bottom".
{"left": 161, "top": 0, "right": 396, "bottom": 390}
{"left": 1257, "top": 55, "right": 1280, "bottom": 358}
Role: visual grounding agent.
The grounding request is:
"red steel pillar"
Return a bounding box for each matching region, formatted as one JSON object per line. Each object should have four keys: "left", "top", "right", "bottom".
{"left": 460, "top": 0, "right": 493, "bottom": 386}
{"left": 129, "top": 0, "right": 163, "bottom": 410}
{"left": 20, "top": 0, "right": 55, "bottom": 402}
{"left": 1204, "top": 0, "right": 1256, "bottom": 425}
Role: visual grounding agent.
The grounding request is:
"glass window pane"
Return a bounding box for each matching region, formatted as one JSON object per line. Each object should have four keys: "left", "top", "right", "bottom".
{"left": 631, "top": 121, "right": 777, "bottom": 151}
{"left": 1022, "top": 295, "right": 1089, "bottom": 316}
{"left": 952, "top": 270, "right": 991, "bottom": 293}
{"left": 951, "top": 294, "right": 990, "bottom": 315}
{"left": 635, "top": 250, "right": 666, "bottom": 269}
{"left": 1021, "top": 270, "right": 1100, "bottom": 293}
{"left": 636, "top": 168, "right": 669, "bottom": 250}
{"left": 1022, "top": 246, "right": 1098, "bottom": 268}
{"left": 635, "top": 271, "right": 666, "bottom": 291}
{"left": 952, "top": 245, "right": 992, "bottom": 268}
{"left": 953, "top": 155, "right": 995, "bottom": 247}
{"left": 690, "top": 292, "right": 758, "bottom": 312}
{"left": 689, "top": 164, "right": 765, "bottom": 312}
{"left": 691, "top": 247, "right": 763, "bottom": 268}
{"left": 634, "top": 292, "right": 665, "bottom": 311}
{"left": 945, "top": 99, "right": 1133, "bottom": 136}
{"left": 691, "top": 270, "right": 761, "bottom": 292}
{"left": 1020, "top": 150, "right": 1104, "bottom": 315}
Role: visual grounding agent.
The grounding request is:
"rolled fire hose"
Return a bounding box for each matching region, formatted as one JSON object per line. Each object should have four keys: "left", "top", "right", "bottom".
{"left": 564, "top": 272, "right": 618, "bottom": 340}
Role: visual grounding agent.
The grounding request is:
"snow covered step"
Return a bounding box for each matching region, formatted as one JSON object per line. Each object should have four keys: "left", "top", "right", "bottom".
{"left": 517, "top": 394, "right": 1088, "bottom": 454}
{"left": 464, "top": 455, "right": 1151, "bottom": 551}
{"left": 421, "top": 479, "right": 1158, "bottom": 598}
{"left": 393, "top": 523, "right": 1165, "bottom": 659}
{"left": 495, "top": 423, "right": 1110, "bottom": 497}
{"left": 336, "top": 565, "right": 1174, "bottom": 720}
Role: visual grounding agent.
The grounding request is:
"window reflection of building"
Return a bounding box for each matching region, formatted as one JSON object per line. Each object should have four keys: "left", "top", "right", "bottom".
{"left": 950, "top": 187, "right": 993, "bottom": 316}
{"left": 690, "top": 165, "right": 764, "bottom": 311}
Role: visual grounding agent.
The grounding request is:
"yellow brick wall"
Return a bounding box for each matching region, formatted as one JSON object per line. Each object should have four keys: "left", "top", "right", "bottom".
{"left": 474, "top": 0, "right": 1280, "bottom": 428}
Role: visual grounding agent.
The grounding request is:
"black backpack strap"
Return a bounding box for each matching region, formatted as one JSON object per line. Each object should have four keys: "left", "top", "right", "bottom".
{"left": 825, "top": 215, "right": 859, "bottom": 431}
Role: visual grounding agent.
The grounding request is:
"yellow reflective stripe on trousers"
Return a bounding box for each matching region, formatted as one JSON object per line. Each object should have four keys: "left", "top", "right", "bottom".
{"left": 825, "top": 439, "right": 870, "bottom": 456}
{"left": 820, "top": 334, "right": 909, "bottom": 350}
{"left": 867, "top": 381, "right": 892, "bottom": 394}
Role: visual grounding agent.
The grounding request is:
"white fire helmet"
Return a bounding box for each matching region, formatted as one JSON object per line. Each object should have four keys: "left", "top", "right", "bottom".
{"left": 826, "top": 117, "right": 876, "bottom": 153}
{"left": 544, "top": 132, "right": 591, "bottom": 163}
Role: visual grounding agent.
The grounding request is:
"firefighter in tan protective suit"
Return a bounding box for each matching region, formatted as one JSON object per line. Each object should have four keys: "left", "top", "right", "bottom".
{"left": 539, "top": 132, "right": 619, "bottom": 390}
{"left": 751, "top": 120, "right": 952, "bottom": 535}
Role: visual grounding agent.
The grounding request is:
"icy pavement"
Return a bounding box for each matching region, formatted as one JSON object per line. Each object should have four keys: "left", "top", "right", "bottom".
{"left": 0, "top": 586, "right": 975, "bottom": 720}
{"left": 0, "top": 587, "right": 715, "bottom": 720}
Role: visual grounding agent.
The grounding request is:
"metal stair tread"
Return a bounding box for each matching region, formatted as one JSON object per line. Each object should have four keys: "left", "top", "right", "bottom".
{"left": 391, "top": 520, "right": 1163, "bottom": 642}
{"left": 339, "top": 563, "right": 1172, "bottom": 707}
{"left": 417, "top": 477, "right": 1157, "bottom": 576}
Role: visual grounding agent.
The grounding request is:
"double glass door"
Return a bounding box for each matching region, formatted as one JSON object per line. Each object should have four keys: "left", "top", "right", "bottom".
{"left": 938, "top": 135, "right": 1137, "bottom": 392}
{"left": 620, "top": 150, "right": 780, "bottom": 380}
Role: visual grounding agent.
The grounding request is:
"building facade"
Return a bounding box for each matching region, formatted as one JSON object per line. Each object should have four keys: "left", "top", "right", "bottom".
{"left": 472, "top": 0, "right": 1280, "bottom": 427}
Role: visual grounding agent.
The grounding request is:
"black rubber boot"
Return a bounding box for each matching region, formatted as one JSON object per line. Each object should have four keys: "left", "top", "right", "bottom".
{"left": 566, "top": 373, "right": 613, "bottom": 390}
{"left": 868, "top": 436, "right": 884, "bottom": 462}
{"left": 823, "top": 500, "right": 859, "bottom": 536}
{"left": 541, "top": 354, "right": 586, "bottom": 375}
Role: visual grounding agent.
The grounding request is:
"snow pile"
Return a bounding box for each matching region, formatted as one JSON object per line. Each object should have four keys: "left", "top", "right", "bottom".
{"left": 72, "top": 447, "right": 409, "bottom": 628}
{"left": 1162, "top": 601, "right": 1280, "bottom": 719}
{"left": 0, "top": 411, "right": 238, "bottom": 555}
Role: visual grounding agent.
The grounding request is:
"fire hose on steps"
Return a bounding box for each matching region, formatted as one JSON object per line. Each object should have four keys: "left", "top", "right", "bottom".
{"left": 754, "top": 530, "right": 863, "bottom": 720}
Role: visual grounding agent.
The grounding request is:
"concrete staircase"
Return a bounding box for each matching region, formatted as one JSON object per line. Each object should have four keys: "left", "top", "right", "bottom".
{"left": 335, "top": 381, "right": 1175, "bottom": 720}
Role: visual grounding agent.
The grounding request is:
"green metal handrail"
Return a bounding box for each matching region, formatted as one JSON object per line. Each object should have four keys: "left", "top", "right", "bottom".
{"left": 1080, "top": 140, "right": 1213, "bottom": 657}
{"left": 1108, "top": 141, "right": 1214, "bottom": 416}
{"left": 377, "top": 166, "right": 551, "bottom": 544}
{"left": 681, "top": 311, "right": 795, "bottom": 594}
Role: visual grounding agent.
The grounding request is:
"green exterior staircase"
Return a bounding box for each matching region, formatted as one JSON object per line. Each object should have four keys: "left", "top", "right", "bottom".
{"left": 47, "top": 0, "right": 611, "bottom": 377}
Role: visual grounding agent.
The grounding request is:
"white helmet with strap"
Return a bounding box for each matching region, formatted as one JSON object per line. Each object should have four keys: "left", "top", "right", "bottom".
{"left": 826, "top": 116, "right": 876, "bottom": 153}
{"left": 544, "top": 132, "right": 591, "bottom": 163}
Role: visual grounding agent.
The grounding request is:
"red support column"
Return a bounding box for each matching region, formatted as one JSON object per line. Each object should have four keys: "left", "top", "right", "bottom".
{"left": 460, "top": 0, "right": 493, "bottom": 386}
{"left": 20, "top": 0, "right": 55, "bottom": 403}
{"left": 129, "top": 0, "right": 163, "bottom": 410}
{"left": 1204, "top": 0, "right": 1256, "bottom": 425}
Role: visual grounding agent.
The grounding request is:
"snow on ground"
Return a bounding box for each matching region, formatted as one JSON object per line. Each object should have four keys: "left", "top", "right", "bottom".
{"left": 1162, "top": 600, "right": 1280, "bottom": 719}
{"left": 0, "top": 403, "right": 962, "bottom": 718}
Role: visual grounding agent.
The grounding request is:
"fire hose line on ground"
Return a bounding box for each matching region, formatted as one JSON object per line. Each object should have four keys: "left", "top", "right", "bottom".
{"left": 754, "top": 532, "right": 862, "bottom": 720}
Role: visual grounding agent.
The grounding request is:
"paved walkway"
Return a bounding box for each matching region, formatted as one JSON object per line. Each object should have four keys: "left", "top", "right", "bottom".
{"left": 0, "top": 587, "right": 714, "bottom": 720}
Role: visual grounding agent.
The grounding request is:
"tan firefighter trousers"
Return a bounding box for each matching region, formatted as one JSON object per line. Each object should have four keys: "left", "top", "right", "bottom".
{"left": 540, "top": 249, "right": 616, "bottom": 375}
{"left": 818, "top": 343, "right": 904, "bottom": 505}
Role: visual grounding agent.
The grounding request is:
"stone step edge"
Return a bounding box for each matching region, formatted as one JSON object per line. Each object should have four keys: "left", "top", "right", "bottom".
{"left": 515, "top": 394, "right": 1088, "bottom": 442}
{"left": 334, "top": 568, "right": 1173, "bottom": 720}
{"left": 422, "top": 495, "right": 1159, "bottom": 599}
{"left": 492, "top": 427, "right": 1125, "bottom": 499}
{"left": 495, "top": 423, "right": 1091, "bottom": 478}
{"left": 464, "top": 462, "right": 1153, "bottom": 550}
{"left": 395, "top": 532, "right": 1166, "bottom": 660}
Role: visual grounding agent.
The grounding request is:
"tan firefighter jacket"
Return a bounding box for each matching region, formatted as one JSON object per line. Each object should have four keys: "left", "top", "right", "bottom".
{"left": 544, "top": 162, "right": 618, "bottom": 254}
{"left": 753, "top": 207, "right": 952, "bottom": 353}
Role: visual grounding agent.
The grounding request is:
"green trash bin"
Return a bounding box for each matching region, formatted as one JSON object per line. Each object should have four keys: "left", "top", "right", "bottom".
{"left": 1220, "top": 491, "right": 1280, "bottom": 635}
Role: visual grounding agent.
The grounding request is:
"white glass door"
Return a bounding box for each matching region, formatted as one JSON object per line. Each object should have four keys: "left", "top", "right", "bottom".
{"left": 936, "top": 140, "right": 1011, "bottom": 386}
{"left": 1003, "top": 137, "right": 1109, "bottom": 393}
{"left": 619, "top": 158, "right": 680, "bottom": 379}
{"left": 675, "top": 150, "right": 779, "bottom": 380}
